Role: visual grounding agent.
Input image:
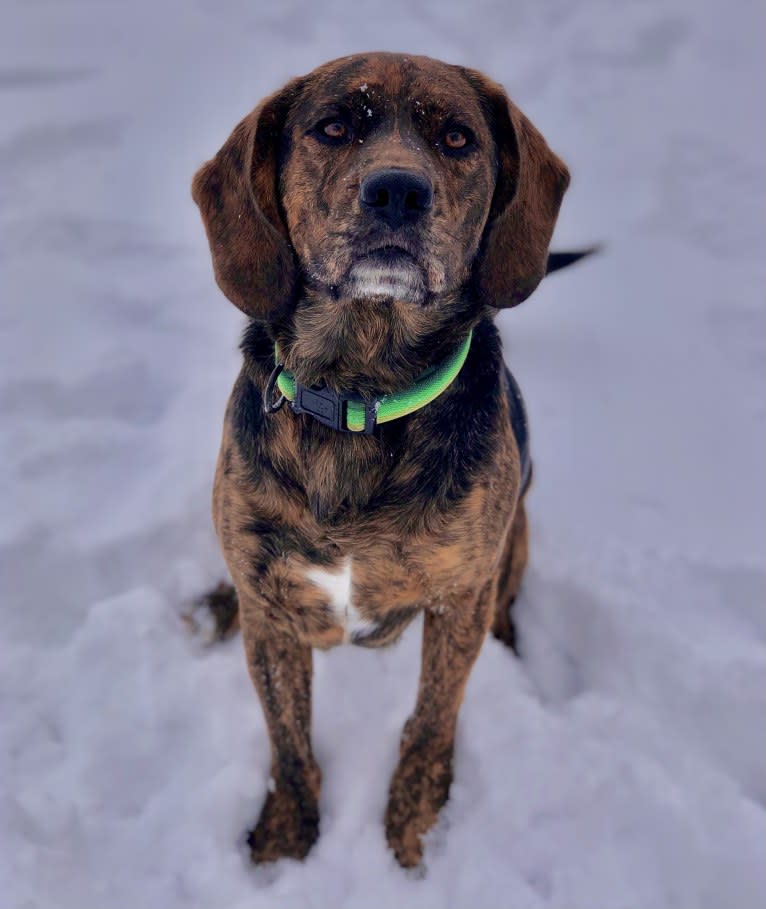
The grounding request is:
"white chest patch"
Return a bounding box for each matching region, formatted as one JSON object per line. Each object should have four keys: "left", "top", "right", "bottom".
{"left": 305, "top": 558, "right": 377, "bottom": 643}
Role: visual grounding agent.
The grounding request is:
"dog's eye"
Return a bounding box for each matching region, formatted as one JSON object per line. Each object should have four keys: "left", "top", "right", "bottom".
{"left": 313, "top": 118, "right": 353, "bottom": 145}
{"left": 442, "top": 126, "right": 475, "bottom": 155}
{"left": 445, "top": 130, "right": 467, "bottom": 149}
{"left": 323, "top": 121, "right": 347, "bottom": 139}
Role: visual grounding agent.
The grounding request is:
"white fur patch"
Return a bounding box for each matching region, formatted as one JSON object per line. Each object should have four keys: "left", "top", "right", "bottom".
{"left": 348, "top": 261, "right": 425, "bottom": 302}
{"left": 306, "top": 558, "right": 378, "bottom": 642}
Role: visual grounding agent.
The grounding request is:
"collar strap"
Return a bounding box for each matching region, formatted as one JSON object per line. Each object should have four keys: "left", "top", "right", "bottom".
{"left": 266, "top": 331, "right": 472, "bottom": 434}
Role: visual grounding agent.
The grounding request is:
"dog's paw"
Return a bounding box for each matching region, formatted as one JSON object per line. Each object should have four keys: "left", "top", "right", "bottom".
{"left": 247, "top": 778, "right": 320, "bottom": 864}
{"left": 384, "top": 741, "right": 453, "bottom": 868}
{"left": 180, "top": 581, "right": 239, "bottom": 645}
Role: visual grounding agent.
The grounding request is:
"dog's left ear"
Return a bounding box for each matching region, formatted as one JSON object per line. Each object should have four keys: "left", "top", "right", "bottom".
{"left": 463, "top": 69, "right": 571, "bottom": 308}
{"left": 191, "top": 78, "right": 304, "bottom": 321}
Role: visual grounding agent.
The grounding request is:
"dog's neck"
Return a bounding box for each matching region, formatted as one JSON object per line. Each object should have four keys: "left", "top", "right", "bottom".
{"left": 239, "top": 314, "right": 503, "bottom": 523}
{"left": 272, "top": 284, "right": 479, "bottom": 398}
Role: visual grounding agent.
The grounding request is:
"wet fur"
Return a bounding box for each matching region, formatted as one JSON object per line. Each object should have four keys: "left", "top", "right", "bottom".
{"left": 192, "top": 52, "right": 569, "bottom": 868}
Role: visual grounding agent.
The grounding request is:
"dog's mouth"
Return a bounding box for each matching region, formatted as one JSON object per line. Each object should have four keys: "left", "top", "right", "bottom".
{"left": 344, "top": 245, "right": 427, "bottom": 303}
{"left": 364, "top": 243, "right": 417, "bottom": 264}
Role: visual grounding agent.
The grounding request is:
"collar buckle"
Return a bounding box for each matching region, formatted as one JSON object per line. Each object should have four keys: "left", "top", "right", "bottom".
{"left": 292, "top": 382, "right": 377, "bottom": 434}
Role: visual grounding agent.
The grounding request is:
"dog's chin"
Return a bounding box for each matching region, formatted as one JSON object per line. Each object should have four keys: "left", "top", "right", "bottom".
{"left": 344, "top": 253, "right": 427, "bottom": 304}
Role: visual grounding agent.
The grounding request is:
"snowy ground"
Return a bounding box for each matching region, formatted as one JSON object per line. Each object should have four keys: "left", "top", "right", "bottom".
{"left": 2, "top": 0, "right": 765, "bottom": 906}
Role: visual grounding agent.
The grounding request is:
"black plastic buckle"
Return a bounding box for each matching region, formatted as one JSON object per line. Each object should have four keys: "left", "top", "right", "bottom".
{"left": 292, "top": 381, "right": 378, "bottom": 434}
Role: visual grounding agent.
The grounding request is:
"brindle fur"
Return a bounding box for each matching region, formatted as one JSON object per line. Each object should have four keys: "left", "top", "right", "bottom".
{"left": 192, "top": 52, "right": 569, "bottom": 868}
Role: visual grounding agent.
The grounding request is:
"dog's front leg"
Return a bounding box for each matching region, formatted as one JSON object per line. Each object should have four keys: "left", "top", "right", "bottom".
{"left": 385, "top": 583, "right": 494, "bottom": 867}
{"left": 241, "top": 615, "right": 320, "bottom": 863}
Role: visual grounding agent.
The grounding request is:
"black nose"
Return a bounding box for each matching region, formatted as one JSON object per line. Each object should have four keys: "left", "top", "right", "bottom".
{"left": 360, "top": 169, "right": 433, "bottom": 229}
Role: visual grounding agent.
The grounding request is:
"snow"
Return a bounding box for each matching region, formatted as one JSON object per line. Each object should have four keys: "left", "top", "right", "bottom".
{"left": 1, "top": 0, "right": 765, "bottom": 906}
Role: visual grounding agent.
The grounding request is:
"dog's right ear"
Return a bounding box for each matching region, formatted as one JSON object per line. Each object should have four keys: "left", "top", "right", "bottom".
{"left": 192, "top": 79, "right": 304, "bottom": 320}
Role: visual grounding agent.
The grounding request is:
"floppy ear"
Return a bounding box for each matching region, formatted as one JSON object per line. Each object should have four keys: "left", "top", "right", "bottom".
{"left": 464, "top": 70, "right": 570, "bottom": 308}
{"left": 191, "top": 79, "right": 304, "bottom": 320}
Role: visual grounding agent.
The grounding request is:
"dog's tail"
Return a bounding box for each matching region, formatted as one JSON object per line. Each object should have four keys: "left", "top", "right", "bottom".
{"left": 546, "top": 246, "right": 600, "bottom": 275}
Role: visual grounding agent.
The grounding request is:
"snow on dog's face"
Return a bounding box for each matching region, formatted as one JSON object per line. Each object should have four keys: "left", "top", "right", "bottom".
{"left": 193, "top": 52, "right": 569, "bottom": 393}
{"left": 278, "top": 54, "right": 496, "bottom": 308}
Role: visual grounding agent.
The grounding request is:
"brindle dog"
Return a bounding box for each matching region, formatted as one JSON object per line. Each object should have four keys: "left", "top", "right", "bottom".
{"left": 191, "top": 52, "right": 570, "bottom": 868}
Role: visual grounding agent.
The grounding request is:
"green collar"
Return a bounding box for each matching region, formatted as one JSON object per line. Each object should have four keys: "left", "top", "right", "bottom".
{"left": 264, "top": 331, "right": 472, "bottom": 434}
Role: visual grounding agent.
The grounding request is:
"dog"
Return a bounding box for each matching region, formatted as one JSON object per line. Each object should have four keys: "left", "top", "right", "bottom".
{"left": 191, "top": 52, "right": 573, "bottom": 868}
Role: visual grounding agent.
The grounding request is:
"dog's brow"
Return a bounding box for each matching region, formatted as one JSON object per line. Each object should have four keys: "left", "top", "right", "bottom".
{"left": 410, "top": 95, "right": 477, "bottom": 125}
{"left": 343, "top": 85, "right": 387, "bottom": 107}
{"left": 310, "top": 102, "right": 352, "bottom": 120}
{"left": 305, "top": 87, "right": 384, "bottom": 119}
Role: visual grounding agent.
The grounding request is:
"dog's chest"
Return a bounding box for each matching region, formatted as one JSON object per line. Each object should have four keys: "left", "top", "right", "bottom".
{"left": 295, "top": 548, "right": 432, "bottom": 648}
{"left": 304, "top": 558, "right": 378, "bottom": 644}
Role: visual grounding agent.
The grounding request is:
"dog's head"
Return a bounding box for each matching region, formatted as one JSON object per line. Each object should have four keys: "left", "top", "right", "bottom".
{"left": 193, "top": 53, "right": 569, "bottom": 392}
